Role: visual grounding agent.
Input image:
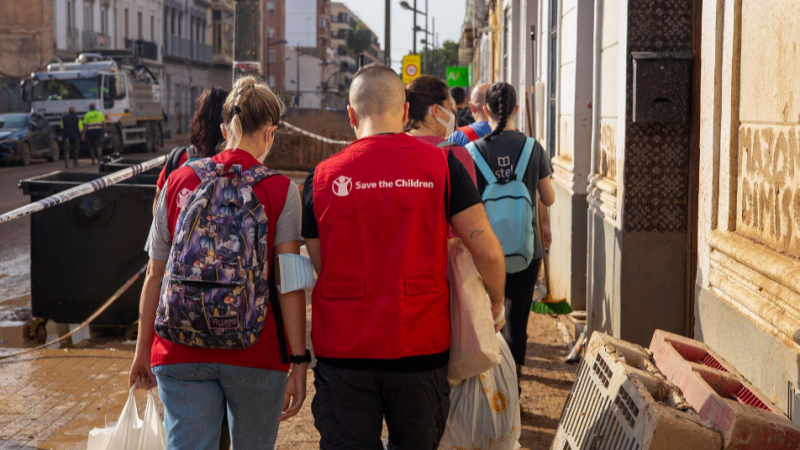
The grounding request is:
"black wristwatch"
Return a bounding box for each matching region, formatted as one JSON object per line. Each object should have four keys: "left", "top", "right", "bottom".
{"left": 289, "top": 349, "right": 312, "bottom": 364}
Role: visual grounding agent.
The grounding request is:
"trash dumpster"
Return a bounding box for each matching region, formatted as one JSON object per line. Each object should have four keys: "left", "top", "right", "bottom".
{"left": 20, "top": 171, "right": 158, "bottom": 336}
{"left": 99, "top": 156, "right": 164, "bottom": 175}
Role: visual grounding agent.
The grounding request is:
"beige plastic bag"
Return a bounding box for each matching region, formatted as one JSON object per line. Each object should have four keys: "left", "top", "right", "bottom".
{"left": 440, "top": 333, "right": 521, "bottom": 450}
{"left": 87, "top": 387, "right": 166, "bottom": 450}
{"left": 447, "top": 237, "right": 501, "bottom": 385}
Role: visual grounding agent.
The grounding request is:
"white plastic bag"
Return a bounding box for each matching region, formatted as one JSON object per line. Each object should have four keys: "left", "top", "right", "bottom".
{"left": 88, "top": 387, "right": 167, "bottom": 450}
{"left": 447, "top": 238, "right": 501, "bottom": 385}
{"left": 440, "top": 333, "right": 521, "bottom": 450}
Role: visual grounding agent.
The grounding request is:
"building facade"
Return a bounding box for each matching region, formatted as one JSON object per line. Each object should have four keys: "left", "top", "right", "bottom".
{"left": 696, "top": 0, "right": 800, "bottom": 424}
{"left": 208, "top": 0, "right": 234, "bottom": 88}
{"left": 330, "top": 2, "right": 382, "bottom": 109}
{"left": 162, "top": 0, "right": 212, "bottom": 137}
{"left": 0, "top": 0, "right": 53, "bottom": 112}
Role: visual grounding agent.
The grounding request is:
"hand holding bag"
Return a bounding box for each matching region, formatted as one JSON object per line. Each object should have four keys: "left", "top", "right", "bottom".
{"left": 87, "top": 387, "right": 166, "bottom": 450}
{"left": 447, "top": 237, "right": 502, "bottom": 385}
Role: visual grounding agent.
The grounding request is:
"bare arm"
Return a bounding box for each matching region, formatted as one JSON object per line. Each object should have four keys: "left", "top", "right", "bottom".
{"left": 450, "top": 203, "right": 506, "bottom": 307}
{"left": 274, "top": 240, "right": 309, "bottom": 421}
{"left": 305, "top": 238, "right": 321, "bottom": 275}
{"left": 129, "top": 258, "right": 166, "bottom": 389}
{"left": 539, "top": 199, "right": 552, "bottom": 248}
{"left": 538, "top": 175, "right": 555, "bottom": 206}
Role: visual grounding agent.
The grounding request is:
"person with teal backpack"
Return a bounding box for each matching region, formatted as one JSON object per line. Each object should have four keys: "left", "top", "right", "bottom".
{"left": 466, "top": 82, "right": 555, "bottom": 389}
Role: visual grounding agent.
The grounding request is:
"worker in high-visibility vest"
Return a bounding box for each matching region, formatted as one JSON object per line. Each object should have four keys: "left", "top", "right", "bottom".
{"left": 82, "top": 103, "right": 107, "bottom": 165}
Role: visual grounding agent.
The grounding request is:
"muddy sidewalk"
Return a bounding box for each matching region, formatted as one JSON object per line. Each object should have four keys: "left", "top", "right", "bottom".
{"left": 0, "top": 313, "right": 577, "bottom": 450}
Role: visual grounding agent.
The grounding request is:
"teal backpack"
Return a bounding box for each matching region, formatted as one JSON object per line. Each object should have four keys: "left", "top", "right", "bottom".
{"left": 466, "top": 138, "right": 536, "bottom": 274}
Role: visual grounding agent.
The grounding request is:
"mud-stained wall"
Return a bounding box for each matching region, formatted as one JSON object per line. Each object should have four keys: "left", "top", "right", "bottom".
{"left": 737, "top": 125, "right": 800, "bottom": 257}
{"left": 697, "top": 0, "right": 800, "bottom": 420}
{"left": 598, "top": 121, "right": 617, "bottom": 181}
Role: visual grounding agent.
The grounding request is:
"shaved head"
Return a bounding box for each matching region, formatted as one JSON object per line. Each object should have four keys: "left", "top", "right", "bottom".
{"left": 349, "top": 63, "right": 406, "bottom": 118}
{"left": 471, "top": 83, "right": 491, "bottom": 106}
{"left": 470, "top": 83, "right": 491, "bottom": 121}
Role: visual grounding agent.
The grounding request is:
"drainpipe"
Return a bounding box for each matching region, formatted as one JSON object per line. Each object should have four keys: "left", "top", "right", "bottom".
{"left": 586, "top": 0, "right": 603, "bottom": 333}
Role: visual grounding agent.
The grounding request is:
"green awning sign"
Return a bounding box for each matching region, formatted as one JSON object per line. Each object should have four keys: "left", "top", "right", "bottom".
{"left": 446, "top": 67, "right": 469, "bottom": 88}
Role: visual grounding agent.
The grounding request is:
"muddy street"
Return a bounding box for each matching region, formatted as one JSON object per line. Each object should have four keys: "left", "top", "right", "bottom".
{"left": 0, "top": 140, "right": 184, "bottom": 348}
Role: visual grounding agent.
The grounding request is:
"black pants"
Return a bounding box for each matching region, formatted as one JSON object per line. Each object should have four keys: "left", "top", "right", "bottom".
{"left": 312, "top": 362, "right": 450, "bottom": 450}
{"left": 63, "top": 138, "right": 79, "bottom": 166}
{"left": 87, "top": 136, "right": 102, "bottom": 163}
{"left": 503, "top": 258, "right": 542, "bottom": 366}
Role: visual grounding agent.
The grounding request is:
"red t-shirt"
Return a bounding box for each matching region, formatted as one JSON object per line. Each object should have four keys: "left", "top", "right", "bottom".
{"left": 150, "top": 150, "right": 292, "bottom": 372}
{"left": 156, "top": 152, "right": 190, "bottom": 190}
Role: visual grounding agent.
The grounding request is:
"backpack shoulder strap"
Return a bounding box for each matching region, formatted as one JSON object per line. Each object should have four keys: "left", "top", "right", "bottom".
{"left": 436, "top": 141, "right": 458, "bottom": 148}
{"left": 466, "top": 142, "right": 497, "bottom": 184}
{"left": 513, "top": 138, "right": 536, "bottom": 180}
{"left": 163, "top": 146, "right": 188, "bottom": 182}
{"left": 241, "top": 165, "right": 279, "bottom": 188}
{"left": 459, "top": 125, "right": 479, "bottom": 142}
{"left": 186, "top": 157, "right": 219, "bottom": 181}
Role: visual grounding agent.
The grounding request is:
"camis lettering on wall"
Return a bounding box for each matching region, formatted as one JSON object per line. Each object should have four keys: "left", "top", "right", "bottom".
{"left": 737, "top": 124, "right": 800, "bottom": 257}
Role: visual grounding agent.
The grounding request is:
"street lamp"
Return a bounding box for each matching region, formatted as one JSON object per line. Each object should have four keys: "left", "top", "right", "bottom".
{"left": 266, "top": 39, "right": 287, "bottom": 86}
{"left": 399, "top": 0, "right": 427, "bottom": 60}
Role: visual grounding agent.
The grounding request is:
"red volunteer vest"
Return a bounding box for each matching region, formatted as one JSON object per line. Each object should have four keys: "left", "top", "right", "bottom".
{"left": 457, "top": 125, "right": 480, "bottom": 142}
{"left": 312, "top": 134, "right": 451, "bottom": 360}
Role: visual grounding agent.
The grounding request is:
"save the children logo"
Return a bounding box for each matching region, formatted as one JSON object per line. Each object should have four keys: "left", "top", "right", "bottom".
{"left": 332, "top": 176, "right": 353, "bottom": 197}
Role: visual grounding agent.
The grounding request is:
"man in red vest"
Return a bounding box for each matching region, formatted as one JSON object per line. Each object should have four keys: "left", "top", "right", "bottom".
{"left": 448, "top": 82, "right": 492, "bottom": 146}
{"left": 302, "top": 64, "right": 506, "bottom": 449}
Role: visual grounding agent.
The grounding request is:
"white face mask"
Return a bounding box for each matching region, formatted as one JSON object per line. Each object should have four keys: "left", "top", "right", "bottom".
{"left": 430, "top": 105, "right": 456, "bottom": 139}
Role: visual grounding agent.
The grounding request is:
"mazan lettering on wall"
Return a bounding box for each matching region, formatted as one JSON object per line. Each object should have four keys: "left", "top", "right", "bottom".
{"left": 737, "top": 124, "right": 800, "bottom": 257}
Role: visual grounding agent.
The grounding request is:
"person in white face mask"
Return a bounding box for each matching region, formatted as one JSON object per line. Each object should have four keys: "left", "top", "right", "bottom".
{"left": 405, "top": 75, "right": 478, "bottom": 188}
{"left": 133, "top": 75, "right": 310, "bottom": 450}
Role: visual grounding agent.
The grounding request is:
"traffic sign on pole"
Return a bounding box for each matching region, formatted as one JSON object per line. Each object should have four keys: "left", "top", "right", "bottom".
{"left": 446, "top": 66, "right": 469, "bottom": 88}
{"left": 402, "top": 55, "right": 421, "bottom": 84}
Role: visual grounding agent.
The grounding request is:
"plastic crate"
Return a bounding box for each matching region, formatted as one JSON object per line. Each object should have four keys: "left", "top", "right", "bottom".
{"left": 650, "top": 330, "right": 800, "bottom": 450}
{"left": 552, "top": 332, "right": 722, "bottom": 450}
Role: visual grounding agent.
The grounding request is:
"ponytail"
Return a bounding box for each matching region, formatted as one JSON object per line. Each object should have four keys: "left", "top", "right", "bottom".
{"left": 484, "top": 82, "right": 517, "bottom": 142}
{"left": 222, "top": 76, "right": 285, "bottom": 150}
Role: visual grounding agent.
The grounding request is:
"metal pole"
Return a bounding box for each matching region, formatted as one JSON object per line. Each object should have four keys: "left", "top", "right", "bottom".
{"left": 385, "top": 0, "right": 391, "bottom": 66}
{"left": 295, "top": 48, "right": 300, "bottom": 107}
{"left": 413, "top": 0, "right": 417, "bottom": 54}
{"left": 233, "top": 0, "right": 261, "bottom": 82}
{"left": 425, "top": 0, "right": 428, "bottom": 73}
{"left": 266, "top": 39, "right": 270, "bottom": 83}
{"left": 432, "top": 17, "right": 436, "bottom": 76}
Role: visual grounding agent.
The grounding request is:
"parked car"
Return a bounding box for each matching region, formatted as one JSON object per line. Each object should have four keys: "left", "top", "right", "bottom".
{"left": 0, "top": 113, "right": 60, "bottom": 165}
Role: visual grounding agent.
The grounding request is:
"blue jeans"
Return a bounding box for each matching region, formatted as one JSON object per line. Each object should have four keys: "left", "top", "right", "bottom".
{"left": 152, "top": 363, "right": 288, "bottom": 450}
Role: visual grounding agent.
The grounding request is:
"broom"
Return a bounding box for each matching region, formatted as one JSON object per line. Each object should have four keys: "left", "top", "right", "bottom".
{"left": 531, "top": 206, "right": 573, "bottom": 315}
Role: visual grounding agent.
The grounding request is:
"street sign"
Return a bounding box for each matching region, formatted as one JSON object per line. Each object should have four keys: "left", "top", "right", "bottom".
{"left": 234, "top": 61, "right": 261, "bottom": 80}
{"left": 446, "top": 67, "right": 469, "bottom": 88}
{"left": 402, "top": 55, "right": 421, "bottom": 84}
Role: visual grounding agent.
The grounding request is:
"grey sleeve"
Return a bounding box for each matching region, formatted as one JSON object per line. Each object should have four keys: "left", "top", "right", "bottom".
{"left": 144, "top": 180, "right": 173, "bottom": 261}
{"left": 274, "top": 182, "right": 302, "bottom": 246}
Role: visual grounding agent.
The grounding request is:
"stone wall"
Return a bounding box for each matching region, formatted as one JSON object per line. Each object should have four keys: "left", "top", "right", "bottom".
{"left": 696, "top": 0, "right": 800, "bottom": 421}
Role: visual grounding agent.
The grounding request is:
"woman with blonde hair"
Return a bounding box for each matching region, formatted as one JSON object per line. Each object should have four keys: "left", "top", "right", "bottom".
{"left": 130, "top": 76, "right": 309, "bottom": 449}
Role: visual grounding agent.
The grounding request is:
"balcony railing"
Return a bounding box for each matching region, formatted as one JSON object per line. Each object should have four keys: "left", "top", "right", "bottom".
{"left": 126, "top": 39, "right": 158, "bottom": 61}
{"left": 194, "top": 42, "right": 213, "bottom": 63}
{"left": 67, "top": 27, "right": 80, "bottom": 52}
{"left": 82, "top": 29, "right": 98, "bottom": 50}
{"left": 165, "top": 35, "right": 192, "bottom": 59}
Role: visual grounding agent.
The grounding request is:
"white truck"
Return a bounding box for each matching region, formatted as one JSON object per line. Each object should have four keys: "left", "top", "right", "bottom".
{"left": 21, "top": 51, "right": 164, "bottom": 153}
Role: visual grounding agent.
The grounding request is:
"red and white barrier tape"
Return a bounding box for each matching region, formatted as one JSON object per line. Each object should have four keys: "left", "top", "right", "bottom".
{"left": 0, "top": 155, "right": 166, "bottom": 225}
{"left": 281, "top": 121, "right": 352, "bottom": 146}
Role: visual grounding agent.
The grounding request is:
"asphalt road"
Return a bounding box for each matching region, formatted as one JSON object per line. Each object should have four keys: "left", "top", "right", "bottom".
{"left": 0, "top": 138, "right": 183, "bottom": 347}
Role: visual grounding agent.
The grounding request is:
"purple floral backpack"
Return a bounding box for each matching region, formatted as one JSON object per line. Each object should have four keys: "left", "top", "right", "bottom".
{"left": 155, "top": 158, "right": 277, "bottom": 349}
